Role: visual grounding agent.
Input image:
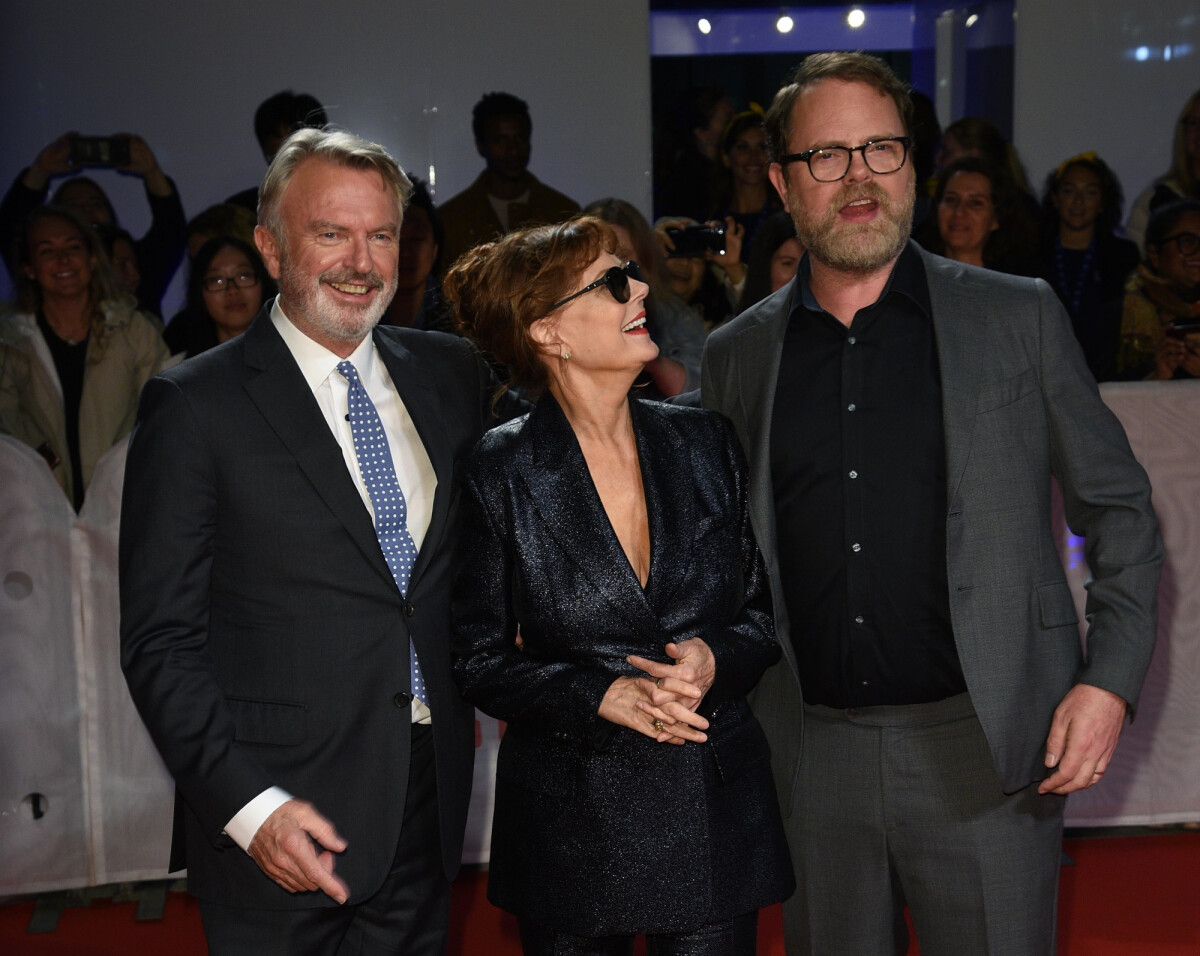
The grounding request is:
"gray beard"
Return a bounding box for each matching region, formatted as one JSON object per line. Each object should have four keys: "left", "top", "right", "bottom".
{"left": 278, "top": 259, "right": 394, "bottom": 348}
{"left": 792, "top": 181, "right": 915, "bottom": 274}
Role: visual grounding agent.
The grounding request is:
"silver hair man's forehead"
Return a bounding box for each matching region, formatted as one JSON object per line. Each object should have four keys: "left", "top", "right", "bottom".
{"left": 258, "top": 128, "right": 413, "bottom": 237}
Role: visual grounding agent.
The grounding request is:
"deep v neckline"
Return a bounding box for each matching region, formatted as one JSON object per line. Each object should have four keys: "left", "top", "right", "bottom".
{"left": 576, "top": 430, "right": 653, "bottom": 592}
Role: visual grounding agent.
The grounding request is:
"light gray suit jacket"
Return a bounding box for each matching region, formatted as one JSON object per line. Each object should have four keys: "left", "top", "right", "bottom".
{"left": 701, "top": 243, "right": 1163, "bottom": 811}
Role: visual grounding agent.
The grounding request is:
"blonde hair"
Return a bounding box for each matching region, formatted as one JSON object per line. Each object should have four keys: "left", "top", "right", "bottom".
{"left": 17, "top": 206, "right": 124, "bottom": 316}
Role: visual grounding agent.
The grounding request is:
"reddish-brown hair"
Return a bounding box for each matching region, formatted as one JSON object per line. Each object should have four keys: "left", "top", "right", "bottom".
{"left": 443, "top": 216, "right": 617, "bottom": 391}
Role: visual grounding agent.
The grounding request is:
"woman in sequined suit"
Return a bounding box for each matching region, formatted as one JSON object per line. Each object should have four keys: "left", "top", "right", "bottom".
{"left": 444, "top": 217, "right": 793, "bottom": 956}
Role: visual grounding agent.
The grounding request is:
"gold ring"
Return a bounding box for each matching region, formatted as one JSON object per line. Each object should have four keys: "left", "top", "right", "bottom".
{"left": 654, "top": 677, "right": 662, "bottom": 687}
{"left": 653, "top": 719, "right": 666, "bottom": 732}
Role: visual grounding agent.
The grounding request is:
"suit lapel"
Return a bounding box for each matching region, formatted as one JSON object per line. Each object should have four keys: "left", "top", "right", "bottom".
{"left": 372, "top": 330, "right": 456, "bottom": 590}
{"left": 708, "top": 283, "right": 798, "bottom": 678}
{"left": 240, "top": 311, "right": 394, "bottom": 590}
{"left": 731, "top": 286, "right": 793, "bottom": 600}
{"left": 518, "top": 396, "right": 660, "bottom": 639}
{"left": 632, "top": 400, "right": 694, "bottom": 614}
{"left": 921, "top": 250, "right": 989, "bottom": 500}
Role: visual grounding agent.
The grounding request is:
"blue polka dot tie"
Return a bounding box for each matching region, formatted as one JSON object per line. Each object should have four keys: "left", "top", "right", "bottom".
{"left": 338, "top": 360, "right": 426, "bottom": 708}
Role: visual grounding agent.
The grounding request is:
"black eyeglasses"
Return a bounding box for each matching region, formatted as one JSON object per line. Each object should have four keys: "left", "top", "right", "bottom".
{"left": 548, "top": 261, "right": 642, "bottom": 312}
{"left": 203, "top": 271, "right": 260, "bottom": 293}
{"left": 1158, "top": 231, "right": 1200, "bottom": 256}
{"left": 779, "top": 137, "right": 912, "bottom": 183}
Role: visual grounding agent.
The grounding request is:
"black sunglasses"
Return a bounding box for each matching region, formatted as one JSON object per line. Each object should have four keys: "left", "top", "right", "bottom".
{"left": 548, "top": 260, "right": 642, "bottom": 313}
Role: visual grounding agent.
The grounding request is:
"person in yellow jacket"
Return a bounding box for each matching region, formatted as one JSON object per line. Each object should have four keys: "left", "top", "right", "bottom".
{"left": 0, "top": 206, "right": 168, "bottom": 509}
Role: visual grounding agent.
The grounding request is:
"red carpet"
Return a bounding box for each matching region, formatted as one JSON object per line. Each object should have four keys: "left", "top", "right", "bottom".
{"left": 2, "top": 832, "right": 1197, "bottom": 954}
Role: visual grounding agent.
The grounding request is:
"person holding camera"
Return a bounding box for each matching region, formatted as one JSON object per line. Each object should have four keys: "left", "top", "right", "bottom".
{"left": 1116, "top": 198, "right": 1200, "bottom": 379}
{"left": 0, "top": 131, "right": 186, "bottom": 318}
{"left": 655, "top": 215, "right": 746, "bottom": 331}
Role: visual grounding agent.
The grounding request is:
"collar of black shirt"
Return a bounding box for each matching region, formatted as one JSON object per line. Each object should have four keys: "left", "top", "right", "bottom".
{"left": 794, "top": 240, "right": 931, "bottom": 325}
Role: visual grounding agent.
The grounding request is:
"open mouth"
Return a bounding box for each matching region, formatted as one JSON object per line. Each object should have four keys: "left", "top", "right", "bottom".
{"left": 328, "top": 281, "right": 373, "bottom": 296}
{"left": 840, "top": 197, "right": 879, "bottom": 219}
{"left": 622, "top": 313, "right": 648, "bottom": 334}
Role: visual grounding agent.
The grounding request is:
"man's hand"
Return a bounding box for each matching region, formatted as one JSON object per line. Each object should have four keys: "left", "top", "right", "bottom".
{"left": 1039, "top": 683, "right": 1128, "bottom": 795}
{"left": 247, "top": 799, "right": 350, "bottom": 902}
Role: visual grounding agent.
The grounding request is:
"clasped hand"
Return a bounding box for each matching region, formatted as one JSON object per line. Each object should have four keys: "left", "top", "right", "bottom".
{"left": 598, "top": 639, "right": 716, "bottom": 745}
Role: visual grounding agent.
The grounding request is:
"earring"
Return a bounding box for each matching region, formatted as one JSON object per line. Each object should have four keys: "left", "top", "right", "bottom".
{"left": 561, "top": 349, "right": 571, "bottom": 360}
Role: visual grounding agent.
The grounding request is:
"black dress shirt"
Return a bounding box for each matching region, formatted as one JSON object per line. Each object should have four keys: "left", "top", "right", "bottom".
{"left": 771, "top": 242, "right": 967, "bottom": 708}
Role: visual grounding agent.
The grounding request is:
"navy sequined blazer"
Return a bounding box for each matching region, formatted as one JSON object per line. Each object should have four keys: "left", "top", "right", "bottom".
{"left": 452, "top": 394, "right": 793, "bottom": 936}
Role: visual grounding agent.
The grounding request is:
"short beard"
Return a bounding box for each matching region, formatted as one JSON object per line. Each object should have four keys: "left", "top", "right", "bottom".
{"left": 791, "top": 179, "right": 914, "bottom": 274}
{"left": 278, "top": 255, "right": 395, "bottom": 349}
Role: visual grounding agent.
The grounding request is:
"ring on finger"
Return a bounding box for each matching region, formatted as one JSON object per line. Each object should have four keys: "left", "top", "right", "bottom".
{"left": 653, "top": 719, "right": 666, "bottom": 732}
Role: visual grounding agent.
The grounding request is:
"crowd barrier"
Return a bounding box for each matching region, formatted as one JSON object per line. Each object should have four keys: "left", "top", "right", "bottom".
{"left": 1057, "top": 381, "right": 1200, "bottom": 827}
{"left": 2, "top": 381, "right": 1197, "bottom": 894}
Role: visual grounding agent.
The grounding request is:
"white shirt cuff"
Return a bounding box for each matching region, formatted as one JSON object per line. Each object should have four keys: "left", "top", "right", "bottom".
{"left": 224, "top": 786, "right": 293, "bottom": 852}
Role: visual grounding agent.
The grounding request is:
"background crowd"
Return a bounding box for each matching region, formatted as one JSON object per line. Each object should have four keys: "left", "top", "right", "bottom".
{"left": 2, "top": 81, "right": 1199, "bottom": 512}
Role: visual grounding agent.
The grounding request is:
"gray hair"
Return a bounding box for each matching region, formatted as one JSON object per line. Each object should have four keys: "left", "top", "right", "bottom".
{"left": 258, "top": 127, "right": 413, "bottom": 237}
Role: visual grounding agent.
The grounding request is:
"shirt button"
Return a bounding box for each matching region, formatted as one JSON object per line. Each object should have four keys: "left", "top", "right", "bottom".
{"left": 855, "top": 615, "right": 864, "bottom": 625}
{"left": 852, "top": 542, "right": 861, "bottom": 552}
{"left": 847, "top": 403, "right": 856, "bottom": 412}
{"left": 849, "top": 470, "right": 858, "bottom": 479}
{"left": 847, "top": 335, "right": 857, "bottom": 345}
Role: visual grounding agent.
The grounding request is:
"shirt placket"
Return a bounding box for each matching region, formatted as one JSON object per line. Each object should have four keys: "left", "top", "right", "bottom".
{"left": 842, "top": 321, "right": 870, "bottom": 705}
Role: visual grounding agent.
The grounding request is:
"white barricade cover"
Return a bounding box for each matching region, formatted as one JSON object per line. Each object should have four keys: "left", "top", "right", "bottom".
{"left": 0, "top": 437, "right": 89, "bottom": 894}
{"left": 77, "top": 437, "right": 175, "bottom": 884}
{"left": 1063, "top": 381, "right": 1200, "bottom": 826}
{"left": 465, "top": 714, "right": 501, "bottom": 864}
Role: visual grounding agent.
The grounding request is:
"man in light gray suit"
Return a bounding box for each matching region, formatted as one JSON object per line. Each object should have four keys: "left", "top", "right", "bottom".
{"left": 701, "top": 53, "right": 1162, "bottom": 955}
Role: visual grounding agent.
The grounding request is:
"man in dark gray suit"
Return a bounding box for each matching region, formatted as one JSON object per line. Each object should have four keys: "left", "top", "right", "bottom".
{"left": 121, "top": 129, "right": 508, "bottom": 955}
{"left": 701, "top": 52, "right": 1162, "bottom": 955}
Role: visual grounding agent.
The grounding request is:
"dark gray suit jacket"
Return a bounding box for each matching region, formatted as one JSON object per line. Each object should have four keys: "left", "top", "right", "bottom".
{"left": 701, "top": 243, "right": 1162, "bottom": 810}
{"left": 120, "top": 304, "right": 506, "bottom": 908}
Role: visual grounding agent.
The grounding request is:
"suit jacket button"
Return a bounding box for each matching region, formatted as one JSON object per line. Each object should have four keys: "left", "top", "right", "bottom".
{"left": 403, "top": 600, "right": 415, "bottom": 617}
{"left": 393, "top": 692, "right": 412, "bottom": 708}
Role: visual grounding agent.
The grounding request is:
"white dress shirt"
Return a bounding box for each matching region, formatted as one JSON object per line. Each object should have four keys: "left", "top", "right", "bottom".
{"left": 224, "top": 301, "right": 437, "bottom": 851}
